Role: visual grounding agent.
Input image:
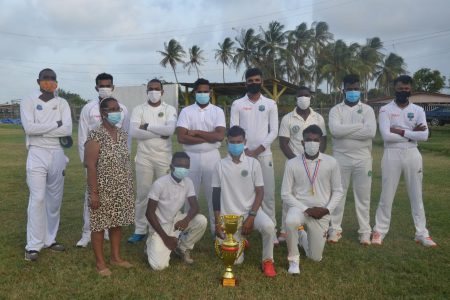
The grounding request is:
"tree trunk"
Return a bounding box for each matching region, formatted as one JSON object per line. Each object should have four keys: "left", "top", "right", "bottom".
{"left": 222, "top": 62, "right": 225, "bottom": 83}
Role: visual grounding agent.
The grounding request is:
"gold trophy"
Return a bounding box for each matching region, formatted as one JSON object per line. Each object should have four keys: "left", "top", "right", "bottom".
{"left": 215, "top": 215, "right": 245, "bottom": 287}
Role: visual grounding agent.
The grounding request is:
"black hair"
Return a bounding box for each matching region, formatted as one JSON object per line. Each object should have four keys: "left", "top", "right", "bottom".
{"left": 193, "top": 78, "right": 210, "bottom": 91}
{"left": 96, "top": 73, "right": 114, "bottom": 85}
{"left": 149, "top": 78, "right": 163, "bottom": 89}
{"left": 343, "top": 74, "right": 360, "bottom": 86}
{"left": 99, "top": 97, "right": 118, "bottom": 110}
{"left": 394, "top": 75, "right": 413, "bottom": 86}
{"left": 172, "top": 151, "right": 190, "bottom": 164}
{"left": 227, "top": 125, "right": 246, "bottom": 138}
{"left": 297, "top": 86, "right": 310, "bottom": 93}
{"left": 38, "top": 68, "right": 56, "bottom": 79}
{"left": 245, "top": 68, "right": 263, "bottom": 79}
{"left": 303, "top": 124, "right": 323, "bottom": 138}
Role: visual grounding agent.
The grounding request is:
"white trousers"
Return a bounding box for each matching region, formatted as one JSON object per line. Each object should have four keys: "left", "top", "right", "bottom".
{"left": 134, "top": 155, "right": 170, "bottom": 235}
{"left": 256, "top": 155, "right": 276, "bottom": 228}
{"left": 374, "top": 148, "right": 429, "bottom": 238}
{"left": 330, "top": 153, "right": 372, "bottom": 235}
{"left": 286, "top": 206, "right": 330, "bottom": 263}
{"left": 26, "top": 147, "right": 68, "bottom": 251}
{"left": 185, "top": 149, "right": 221, "bottom": 233}
{"left": 146, "top": 213, "right": 207, "bottom": 270}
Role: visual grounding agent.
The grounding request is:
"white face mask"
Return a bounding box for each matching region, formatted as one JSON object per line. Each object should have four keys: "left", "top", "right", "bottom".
{"left": 297, "top": 96, "right": 311, "bottom": 110}
{"left": 98, "top": 87, "right": 113, "bottom": 99}
{"left": 147, "top": 90, "right": 162, "bottom": 103}
{"left": 304, "top": 141, "right": 320, "bottom": 156}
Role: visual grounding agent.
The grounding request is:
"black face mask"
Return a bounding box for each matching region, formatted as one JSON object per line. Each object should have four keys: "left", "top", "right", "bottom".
{"left": 247, "top": 83, "right": 262, "bottom": 94}
{"left": 395, "top": 91, "right": 411, "bottom": 104}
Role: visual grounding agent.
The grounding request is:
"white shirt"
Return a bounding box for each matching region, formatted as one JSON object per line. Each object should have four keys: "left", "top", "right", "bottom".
{"left": 77, "top": 99, "right": 130, "bottom": 162}
{"left": 211, "top": 154, "right": 264, "bottom": 215}
{"left": 20, "top": 92, "right": 72, "bottom": 149}
{"left": 278, "top": 108, "right": 327, "bottom": 156}
{"left": 281, "top": 153, "right": 343, "bottom": 213}
{"left": 177, "top": 103, "right": 226, "bottom": 153}
{"left": 329, "top": 101, "right": 376, "bottom": 159}
{"left": 378, "top": 100, "right": 429, "bottom": 149}
{"left": 148, "top": 174, "right": 196, "bottom": 224}
{"left": 230, "top": 94, "right": 278, "bottom": 156}
{"left": 130, "top": 102, "right": 177, "bottom": 164}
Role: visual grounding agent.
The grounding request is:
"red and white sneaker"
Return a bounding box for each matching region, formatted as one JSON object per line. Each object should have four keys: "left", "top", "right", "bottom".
{"left": 371, "top": 231, "right": 383, "bottom": 245}
{"left": 262, "top": 259, "right": 277, "bottom": 277}
{"left": 327, "top": 230, "right": 342, "bottom": 243}
{"left": 415, "top": 236, "right": 437, "bottom": 247}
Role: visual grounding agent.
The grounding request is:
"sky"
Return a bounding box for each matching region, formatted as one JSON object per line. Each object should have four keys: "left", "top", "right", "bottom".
{"left": 0, "top": 0, "right": 449, "bottom": 103}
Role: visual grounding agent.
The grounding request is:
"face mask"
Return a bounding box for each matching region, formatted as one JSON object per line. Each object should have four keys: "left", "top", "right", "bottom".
{"left": 147, "top": 90, "right": 162, "bottom": 103}
{"left": 345, "top": 90, "right": 361, "bottom": 103}
{"left": 395, "top": 91, "right": 410, "bottom": 104}
{"left": 296, "top": 96, "right": 311, "bottom": 110}
{"left": 304, "top": 141, "right": 320, "bottom": 156}
{"left": 228, "top": 143, "right": 245, "bottom": 156}
{"left": 195, "top": 93, "right": 210, "bottom": 105}
{"left": 173, "top": 167, "right": 189, "bottom": 180}
{"left": 247, "top": 83, "right": 262, "bottom": 94}
{"left": 39, "top": 80, "right": 58, "bottom": 93}
{"left": 107, "top": 112, "right": 121, "bottom": 125}
{"left": 98, "top": 87, "right": 113, "bottom": 99}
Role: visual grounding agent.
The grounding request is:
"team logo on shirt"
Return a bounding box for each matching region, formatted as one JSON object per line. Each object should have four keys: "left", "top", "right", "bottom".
{"left": 407, "top": 112, "right": 414, "bottom": 121}
{"left": 258, "top": 105, "right": 265, "bottom": 112}
{"left": 52, "top": 106, "right": 57, "bottom": 110}
{"left": 357, "top": 108, "right": 363, "bottom": 114}
{"left": 158, "top": 112, "right": 164, "bottom": 118}
{"left": 368, "top": 170, "right": 372, "bottom": 177}
{"left": 292, "top": 125, "right": 300, "bottom": 133}
{"left": 36, "top": 104, "right": 43, "bottom": 111}
{"left": 241, "top": 170, "right": 248, "bottom": 177}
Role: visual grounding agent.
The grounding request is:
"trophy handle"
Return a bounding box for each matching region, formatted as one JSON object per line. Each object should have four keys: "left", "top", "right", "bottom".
{"left": 236, "top": 239, "right": 246, "bottom": 260}
{"left": 214, "top": 238, "right": 223, "bottom": 259}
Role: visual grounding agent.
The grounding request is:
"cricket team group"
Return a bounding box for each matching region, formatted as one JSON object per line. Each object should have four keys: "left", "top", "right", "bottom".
{"left": 20, "top": 67, "right": 437, "bottom": 277}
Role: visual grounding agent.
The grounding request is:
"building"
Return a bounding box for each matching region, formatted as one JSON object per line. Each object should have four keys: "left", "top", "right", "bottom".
{"left": 368, "top": 92, "right": 450, "bottom": 114}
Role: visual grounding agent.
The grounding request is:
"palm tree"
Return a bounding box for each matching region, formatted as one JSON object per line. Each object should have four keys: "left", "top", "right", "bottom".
{"left": 310, "top": 21, "right": 333, "bottom": 91}
{"left": 158, "top": 39, "right": 186, "bottom": 84}
{"left": 358, "top": 37, "right": 384, "bottom": 100}
{"left": 214, "top": 38, "right": 235, "bottom": 83}
{"left": 233, "top": 28, "right": 258, "bottom": 72}
{"left": 286, "top": 22, "right": 313, "bottom": 84}
{"left": 258, "top": 21, "right": 287, "bottom": 79}
{"left": 375, "top": 53, "right": 406, "bottom": 96}
{"left": 184, "top": 45, "right": 206, "bottom": 78}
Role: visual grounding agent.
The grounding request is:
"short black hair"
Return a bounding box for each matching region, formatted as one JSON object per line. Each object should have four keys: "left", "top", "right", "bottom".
{"left": 193, "top": 78, "right": 210, "bottom": 91}
{"left": 245, "top": 68, "right": 263, "bottom": 79}
{"left": 38, "top": 68, "right": 56, "bottom": 79}
{"left": 149, "top": 78, "right": 163, "bottom": 89}
{"left": 172, "top": 151, "right": 190, "bottom": 164}
{"left": 343, "top": 74, "right": 360, "bottom": 86}
{"left": 227, "top": 125, "right": 246, "bottom": 138}
{"left": 99, "top": 97, "right": 118, "bottom": 110}
{"left": 394, "top": 75, "right": 413, "bottom": 86}
{"left": 303, "top": 124, "right": 323, "bottom": 138}
{"left": 297, "top": 86, "right": 310, "bottom": 93}
{"left": 96, "top": 73, "right": 114, "bottom": 85}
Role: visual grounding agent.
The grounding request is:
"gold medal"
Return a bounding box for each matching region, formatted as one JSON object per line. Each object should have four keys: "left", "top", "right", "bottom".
{"left": 310, "top": 187, "right": 314, "bottom": 195}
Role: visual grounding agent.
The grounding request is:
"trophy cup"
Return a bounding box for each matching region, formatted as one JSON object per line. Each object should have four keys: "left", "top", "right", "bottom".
{"left": 215, "top": 215, "right": 245, "bottom": 287}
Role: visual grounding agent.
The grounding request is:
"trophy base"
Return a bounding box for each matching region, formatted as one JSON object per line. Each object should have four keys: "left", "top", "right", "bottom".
{"left": 221, "top": 278, "right": 237, "bottom": 287}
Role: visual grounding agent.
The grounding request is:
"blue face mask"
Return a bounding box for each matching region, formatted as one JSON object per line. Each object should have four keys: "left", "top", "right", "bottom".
{"left": 107, "top": 112, "right": 121, "bottom": 125}
{"left": 173, "top": 167, "right": 189, "bottom": 180}
{"left": 228, "top": 143, "right": 245, "bottom": 157}
{"left": 345, "top": 90, "right": 361, "bottom": 103}
{"left": 195, "top": 93, "right": 210, "bottom": 105}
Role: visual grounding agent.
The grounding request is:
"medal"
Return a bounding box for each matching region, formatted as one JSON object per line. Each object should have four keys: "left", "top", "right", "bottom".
{"left": 302, "top": 154, "right": 320, "bottom": 196}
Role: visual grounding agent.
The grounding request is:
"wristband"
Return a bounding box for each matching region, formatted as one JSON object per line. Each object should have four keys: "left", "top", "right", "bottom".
{"left": 248, "top": 211, "right": 257, "bottom": 217}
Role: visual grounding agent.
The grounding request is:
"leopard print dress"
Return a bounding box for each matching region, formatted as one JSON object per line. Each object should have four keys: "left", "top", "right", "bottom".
{"left": 87, "top": 125, "right": 134, "bottom": 232}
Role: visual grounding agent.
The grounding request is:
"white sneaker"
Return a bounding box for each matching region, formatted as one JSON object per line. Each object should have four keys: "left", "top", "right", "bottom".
{"left": 298, "top": 229, "right": 309, "bottom": 255}
{"left": 415, "top": 236, "right": 437, "bottom": 247}
{"left": 288, "top": 261, "right": 300, "bottom": 275}
{"left": 359, "top": 233, "right": 371, "bottom": 246}
{"left": 76, "top": 234, "right": 91, "bottom": 248}
{"left": 371, "top": 231, "right": 383, "bottom": 245}
{"left": 273, "top": 233, "right": 280, "bottom": 246}
{"left": 327, "top": 230, "right": 342, "bottom": 243}
{"left": 104, "top": 231, "right": 110, "bottom": 241}
{"left": 277, "top": 232, "right": 287, "bottom": 243}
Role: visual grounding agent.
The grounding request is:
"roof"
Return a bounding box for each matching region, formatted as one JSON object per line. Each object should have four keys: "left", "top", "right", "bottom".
{"left": 368, "top": 92, "right": 450, "bottom": 104}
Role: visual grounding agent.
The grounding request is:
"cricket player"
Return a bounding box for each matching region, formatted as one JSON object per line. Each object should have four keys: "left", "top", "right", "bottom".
{"left": 281, "top": 125, "right": 343, "bottom": 274}
{"left": 145, "top": 152, "right": 207, "bottom": 270}
{"left": 372, "top": 75, "right": 437, "bottom": 247}
{"left": 212, "top": 126, "right": 277, "bottom": 277}
{"left": 127, "top": 78, "right": 177, "bottom": 244}
{"left": 328, "top": 74, "right": 376, "bottom": 245}
{"left": 21, "top": 68, "right": 72, "bottom": 261}
{"left": 176, "top": 78, "right": 226, "bottom": 234}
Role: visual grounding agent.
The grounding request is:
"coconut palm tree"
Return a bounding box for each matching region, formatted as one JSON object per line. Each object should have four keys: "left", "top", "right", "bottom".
{"left": 358, "top": 37, "right": 384, "bottom": 100}
{"left": 184, "top": 45, "right": 206, "bottom": 78}
{"left": 158, "top": 39, "right": 186, "bottom": 84}
{"left": 310, "top": 21, "right": 333, "bottom": 91}
{"left": 258, "top": 21, "right": 287, "bottom": 79}
{"left": 233, "top": 28, "right": 258, "bottom": 72}
{"left": 375, "top": 53, "right": 406, "bottom": 96}
{"left": 214, "top": 37, "right": 235, "bottom": 83}
{"left": 285, "top": 22, "right": 313, "bottom": 84}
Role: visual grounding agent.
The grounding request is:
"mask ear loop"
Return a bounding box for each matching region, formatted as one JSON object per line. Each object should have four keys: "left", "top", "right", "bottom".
{"left": 99, "top": 97, "right": 115, "bottom": 120}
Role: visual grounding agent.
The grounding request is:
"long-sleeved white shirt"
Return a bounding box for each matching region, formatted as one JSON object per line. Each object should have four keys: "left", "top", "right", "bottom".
{"left": 329, "top": 101, "right": 376, "bottom": 159}
{"left": 20, "top": 92, "right": 72, "bottom": 149}
{"left": 77, "top": 99, "right": 130, "bottom": 162}
{"left": 281, "top": 153, "right": 343, "bottom": 214}
{"left": 230, "top": 94, "right": 278, "bottom": 157}
{"left": 378, "top": 100, "right": 428, "bottom": 149}
{"left": 130, "top": 102, "right": 177, "bottom": 164}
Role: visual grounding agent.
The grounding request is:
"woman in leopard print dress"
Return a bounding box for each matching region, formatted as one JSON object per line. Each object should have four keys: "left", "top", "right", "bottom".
{"left": 84, "top": 97, "right": 134, "bottom": 276}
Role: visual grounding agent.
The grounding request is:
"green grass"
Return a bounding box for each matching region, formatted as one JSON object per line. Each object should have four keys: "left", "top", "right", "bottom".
{"left": 0, "top": 124, "right": 449, "bottom": 299}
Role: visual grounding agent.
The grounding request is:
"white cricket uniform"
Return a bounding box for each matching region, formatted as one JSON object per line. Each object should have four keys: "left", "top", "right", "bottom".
{"left": 328, "top": 101, "right": 376, "bottom": 236}
{"left": 278, "top": 108, "right": 327, "bottom": 234}
{"left": 373, "top": 101, "right": 430, "bottom": 238}
{"left": 230, "top": 95, "right": 278, "bottom": 228}
{"left": 281, "top": 154, "right": 343, "bottom": 263}
{"left": 177, "top": 103, "right": 226, "bottom": 233}
{"left": 212, "top": 153, "right": 275, "bottom": 262}
{"left": 21, "top": 92, "right": 72, "bottom": 251}
{"left": 77, "top": 99, "right": 130, "bottom": 238}
{"left": 130, "top": 102, "right": 177, "bottom": 235}
{"left": 146, "top": 174, "right": 207, "bottom": 270}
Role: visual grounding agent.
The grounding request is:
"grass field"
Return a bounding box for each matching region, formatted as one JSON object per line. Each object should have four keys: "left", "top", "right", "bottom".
{"left": 0, "top": 124, "right": 449, "bottom": 299}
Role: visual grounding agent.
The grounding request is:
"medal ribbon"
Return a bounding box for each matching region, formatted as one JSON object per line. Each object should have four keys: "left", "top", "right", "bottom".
{"left": 302, "top": 154, "right": 320, "bottom": 194}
